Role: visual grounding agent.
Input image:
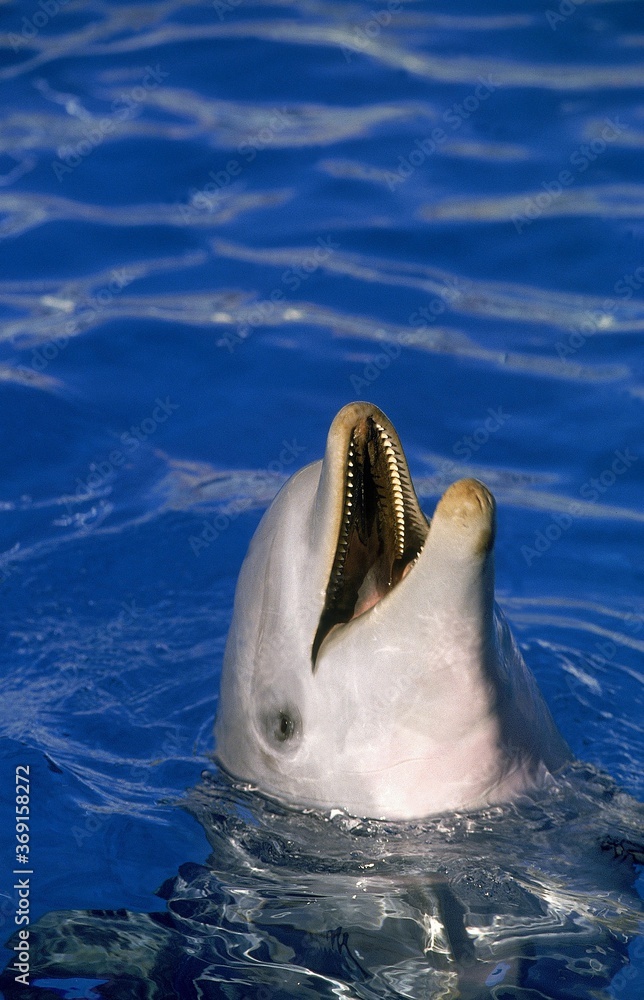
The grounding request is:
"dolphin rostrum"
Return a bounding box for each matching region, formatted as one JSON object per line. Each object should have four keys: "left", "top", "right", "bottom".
{"left": 215, "top": 402, "right": 571, "bottom": 819}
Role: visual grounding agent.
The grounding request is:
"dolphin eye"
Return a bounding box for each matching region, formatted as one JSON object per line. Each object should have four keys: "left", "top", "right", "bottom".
{"left": 275, "top": 711, "right": 294, "bottom": 742}
{"left": 262, "top": 705, "right": 301, "bottom": 748}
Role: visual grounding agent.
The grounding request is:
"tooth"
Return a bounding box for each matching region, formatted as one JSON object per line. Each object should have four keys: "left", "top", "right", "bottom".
{"left": 374, "top": 422, "right": 406, "bottom": 558}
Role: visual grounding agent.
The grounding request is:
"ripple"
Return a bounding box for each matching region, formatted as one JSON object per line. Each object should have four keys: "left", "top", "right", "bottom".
{"left": 0, "top": 187, "right": 292, "bottom": 241}
{"left": 502, "top": 594, "right": 644, "bottom": 628}
{"left": 0, "top": 601, "right": 218, "bottom": 816}
{"left": 212, "top": 238, "right": 644, "bottom": 334}
{"left": 412, "top": 459, "right": 644, "bottom": 524}
{"left": 36, "top": 18, "right": 644, "bottom": 92}
{"left": 507, "top": 613, "right": 644, "bottom": 665}
{"left": 420, "top": 184, "right": 644, "bottom": 224}
{"left": 1, "top": 288, "right": 629, "bottom": 385}
{"left": 421, "top": 479, "right": 644, "bottom": 523}
{"left": 127, "top": 88, "right": 435, "bottom": 147}
{"left": 0, "top": 362, "right": 60, "bottom": 392}
{"left": 157, "top": 455, "right": 291, "bottom": 514}
{"left": 2, "top": 0, "right": 641, "bottom": 95}
{"left": 0, "top": 87, "right": 438, "bottom": 160}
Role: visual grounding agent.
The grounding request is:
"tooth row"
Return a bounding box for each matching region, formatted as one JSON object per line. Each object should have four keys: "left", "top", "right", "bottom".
{"left": 329, "top": 433, "right": 356, "bottom": 596}
{"left": 374, "top": 422, "right": 405, "bottom": 558}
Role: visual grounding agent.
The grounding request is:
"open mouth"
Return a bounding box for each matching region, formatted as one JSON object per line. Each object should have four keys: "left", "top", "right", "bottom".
{"left": 312, "top": 413, "right": 429, "bottom": 666}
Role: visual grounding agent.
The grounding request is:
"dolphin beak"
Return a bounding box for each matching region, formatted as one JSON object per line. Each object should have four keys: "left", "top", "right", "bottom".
{"left": 312, "top": 402, "right": 429, "bottom": 666}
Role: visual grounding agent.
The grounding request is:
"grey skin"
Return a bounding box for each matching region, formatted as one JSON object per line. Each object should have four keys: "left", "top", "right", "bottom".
{"left": 215, "top": 401, "right": 571, "bottom": 820}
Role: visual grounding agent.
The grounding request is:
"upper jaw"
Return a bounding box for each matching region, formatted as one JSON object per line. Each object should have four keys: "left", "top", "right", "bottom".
{"left": 312, "top": 402, "right": 429, "bottom": 666}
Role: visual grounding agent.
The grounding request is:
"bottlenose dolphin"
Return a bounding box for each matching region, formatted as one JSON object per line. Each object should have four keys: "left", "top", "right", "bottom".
{"left": 215, "top": 401, "right": 571, "bottom": 819}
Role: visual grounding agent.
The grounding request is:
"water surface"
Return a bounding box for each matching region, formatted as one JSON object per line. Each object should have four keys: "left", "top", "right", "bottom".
{"left": 0, "top": 0, "right": 642, "bottom": 997}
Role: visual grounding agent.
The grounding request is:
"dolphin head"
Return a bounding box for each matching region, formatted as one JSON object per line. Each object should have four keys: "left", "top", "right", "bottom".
{"left": 215, "top": 402, "right": 570, "bottom": 819}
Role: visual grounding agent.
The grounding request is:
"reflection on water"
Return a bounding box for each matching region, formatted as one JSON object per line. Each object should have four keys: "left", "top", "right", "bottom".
{"left": 2, "top": 765, "right": 642, "bottom": 999}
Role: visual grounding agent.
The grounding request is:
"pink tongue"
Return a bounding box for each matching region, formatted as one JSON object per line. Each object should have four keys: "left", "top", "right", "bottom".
{"left": 401, "top": 561, "right": 414, "bottom": 580}
{"left": 352, "top": 567, "right": 389, "bottom": 618}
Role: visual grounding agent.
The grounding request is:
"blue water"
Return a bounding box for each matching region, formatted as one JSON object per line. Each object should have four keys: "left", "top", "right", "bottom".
{"left": 0, "top": 0, "right": 643, "bottom": 997}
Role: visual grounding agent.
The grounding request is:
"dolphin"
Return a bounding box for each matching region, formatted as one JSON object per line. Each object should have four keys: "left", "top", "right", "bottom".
{"left": 215, "top": 401, "right": 571, "bottom": 819}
